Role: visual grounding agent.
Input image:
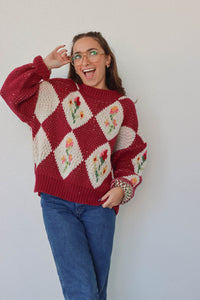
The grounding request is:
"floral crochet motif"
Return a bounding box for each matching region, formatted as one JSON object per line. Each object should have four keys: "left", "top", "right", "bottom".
{"left": 137, "top": 151, "right": 147, "bottom": 174}
{"left": 61, "top": 137, "right": 73, "bottom": 173}
{"left": 93, "top": 149, "right": 108, "bottom": 182}
{"left": 105, "top": 106, "right": 118, "bottom": 134}
{"left": 69, "top": 96, "right": 83, "bottom": 124}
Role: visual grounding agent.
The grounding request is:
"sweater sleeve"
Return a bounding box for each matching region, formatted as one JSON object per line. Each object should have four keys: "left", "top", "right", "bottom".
{"left": 111, "top": 97, "right": 147, "bottom": 204}
{"left": 0, "top": 56, "right": 51, "bottom": 125}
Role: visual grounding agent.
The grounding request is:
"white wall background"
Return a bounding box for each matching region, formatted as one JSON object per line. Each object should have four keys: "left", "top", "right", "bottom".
{"left": 0, "top": 1, "right": 200, "bottom": 299}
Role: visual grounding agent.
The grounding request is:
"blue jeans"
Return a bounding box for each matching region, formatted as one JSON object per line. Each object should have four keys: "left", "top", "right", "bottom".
{"left": 40, "top": 193, "right": 116, "bottom": 300}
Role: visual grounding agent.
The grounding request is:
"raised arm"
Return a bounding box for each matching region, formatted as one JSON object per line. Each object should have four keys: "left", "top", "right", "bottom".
{"left": 0, "top": 45, "right": 70, "bottom": 125}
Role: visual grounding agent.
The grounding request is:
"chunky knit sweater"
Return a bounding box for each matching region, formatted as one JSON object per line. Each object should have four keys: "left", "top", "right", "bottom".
{"left": 0, "top": 55, "right": 147, "bottom": 214}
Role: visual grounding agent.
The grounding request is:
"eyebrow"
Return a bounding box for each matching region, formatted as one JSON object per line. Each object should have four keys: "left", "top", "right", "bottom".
{"left": 74, "top": 48, "right": 99, "bottom": 54}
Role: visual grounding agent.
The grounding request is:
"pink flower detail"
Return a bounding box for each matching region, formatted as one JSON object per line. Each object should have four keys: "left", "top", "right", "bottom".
{"left": 105, "top": 119, "right": 109, "bottom": 127}
{"left": 100, "top": 149, "right": 108, "bottom": 162}
{"left": 93, "top": 149, "right": 108, "bottom": 182}
{"left": 106, "top": 106, "right": 119, "bottom": 134}
{"left": 110, "top": 106, "right": 118, "bottom": 114}
{"left": 61, "top": 155, "right": 66, "bottom": 164}
{"left": 62, "top": 138, "right": 74, "bottom": 173}
{"left": 66, "top": 138, "right": 73, "bottom": 148}
{"left": 74, "top": 96, "right": 81, "bottom": 107}
{"left": 113, "top": 119, "right": 117, "bottom": 128}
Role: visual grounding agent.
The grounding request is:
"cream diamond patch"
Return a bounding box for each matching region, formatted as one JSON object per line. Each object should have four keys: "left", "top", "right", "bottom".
{"left": 32, "top": 127, "right": 52, "bottom": 167}
{"left": 131, "top": 147, "right": 147, "bottom": 175}
{"left": 85, "top": 143, "right": 111, "bottom": 188}
{"left": 113, "top": 126, "right": 136, "bottom": 153}
{"left": 54, "top": 132, "right": 83, "bottom": 179}
{"left": 62, "top": 91, "right": 93, "bottom": 129}
{"left": 95, "top": 101, "right": 123, "bottom": 140}
{"left": 34, "top": 81, "right": 60, "bottom": 123}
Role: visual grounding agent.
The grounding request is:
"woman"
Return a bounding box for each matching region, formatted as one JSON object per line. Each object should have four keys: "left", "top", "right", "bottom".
{"left": 0, "top": 31, "right": 147, "bottom": 300}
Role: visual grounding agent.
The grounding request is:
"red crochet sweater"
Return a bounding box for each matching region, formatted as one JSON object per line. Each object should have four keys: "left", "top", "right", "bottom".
{"left": 0, "top": 56, "right": 147, "bottom": 214}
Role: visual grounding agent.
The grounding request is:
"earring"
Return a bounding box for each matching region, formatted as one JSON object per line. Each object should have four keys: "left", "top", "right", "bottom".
{"left": 107, "top": 65, "right": 110, "bottom": 68}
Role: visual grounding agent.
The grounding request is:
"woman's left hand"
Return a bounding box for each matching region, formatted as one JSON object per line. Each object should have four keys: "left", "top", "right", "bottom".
{"left": 100, "top": 187, "right": 124, "bottom": 209}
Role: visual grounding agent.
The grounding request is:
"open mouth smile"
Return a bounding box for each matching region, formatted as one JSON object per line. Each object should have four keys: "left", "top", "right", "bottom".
{"left": 82, "top": 68, "right": 96, "bottom": 80}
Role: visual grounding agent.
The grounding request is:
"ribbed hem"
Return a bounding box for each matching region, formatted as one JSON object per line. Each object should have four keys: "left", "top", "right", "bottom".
{"left": 33, "top": 55, "right": 51, "bottom": 81}
{"left": 34, "top": 173, "right": 119, "bottom": 214}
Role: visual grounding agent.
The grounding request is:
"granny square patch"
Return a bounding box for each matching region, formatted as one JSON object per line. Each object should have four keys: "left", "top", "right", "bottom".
{"left": 62, "top": 91, "right": 93, "bottom": 130}
{"left": 85, "top": 143, "right": 111, "bottom": 188}
{"left": 54, "top": 131, "right": 83, "bottom": 179}
{"left": 131, "top": 147, "right": 147, "bottom": 175}
{"left": 95, "top": 101, "right": 123, "bottom": 140}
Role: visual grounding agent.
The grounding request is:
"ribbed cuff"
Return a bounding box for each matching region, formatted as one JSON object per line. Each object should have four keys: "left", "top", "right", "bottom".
{"left": 111, "top": 177, "right": 134, "bottom": 204}
{"left": 33, "top": 55, "right": 51, "bottom": 81}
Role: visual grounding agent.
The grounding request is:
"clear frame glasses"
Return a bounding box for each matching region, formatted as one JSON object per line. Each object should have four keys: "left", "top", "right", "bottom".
{"left": 71, "top": 49, "right": 105, "bottom": 66}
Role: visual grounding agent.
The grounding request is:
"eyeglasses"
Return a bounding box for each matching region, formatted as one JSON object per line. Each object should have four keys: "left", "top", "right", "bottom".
{"left": 71, "top": 49, "right": 105, "bottom": 66}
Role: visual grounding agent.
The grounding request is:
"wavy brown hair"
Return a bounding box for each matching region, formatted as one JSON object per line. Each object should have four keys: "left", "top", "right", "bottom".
{"left": 68, "top": 31, "right": 126, "bottom": 95}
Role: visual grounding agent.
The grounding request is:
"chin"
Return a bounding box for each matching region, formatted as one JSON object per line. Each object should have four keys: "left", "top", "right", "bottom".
{"left": 82, "top": 80, "right": 98, "bottom": 88}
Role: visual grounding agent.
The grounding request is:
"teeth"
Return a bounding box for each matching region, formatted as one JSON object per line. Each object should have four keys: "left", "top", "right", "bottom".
{"left": 83, "top": 69, "right": 95, "bottom": 73}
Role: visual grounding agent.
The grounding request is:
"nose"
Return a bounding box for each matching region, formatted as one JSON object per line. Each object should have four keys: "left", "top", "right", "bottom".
{"left": 82, "top": 53, "right": 90, "bottom": 66}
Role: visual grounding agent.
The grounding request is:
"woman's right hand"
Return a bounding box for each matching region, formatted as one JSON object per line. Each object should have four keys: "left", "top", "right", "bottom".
{"left": 43, "top": 45, "right": 71, "bottom": 70}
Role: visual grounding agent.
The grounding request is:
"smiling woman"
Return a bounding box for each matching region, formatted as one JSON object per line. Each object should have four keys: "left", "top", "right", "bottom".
{"left": 0, "top": 31, "right": 147, "bottom": 300}
{"left": 71, "top": 37, "right": 110, "bottom": 89}
{"left": 68, "top": 32, "right": 125, "bottom": 94}
{"left": 71, "top": 48, "right": 105, "bottom": 82}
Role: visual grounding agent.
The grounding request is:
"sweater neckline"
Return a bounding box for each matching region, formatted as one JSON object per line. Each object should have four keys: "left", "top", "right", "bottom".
{"left": 78, "top": 83, "right": 122, "bottom": 100}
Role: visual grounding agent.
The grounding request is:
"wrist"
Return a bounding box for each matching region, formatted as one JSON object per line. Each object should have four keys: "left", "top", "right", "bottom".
{"left": 33, "top": 56, "right": 51, "bottom": 80}
{"left": 111, "top": 178, "right": 134, "bottom": 204}
{"left": 43, "top": 57, "right": 52, "bottom": 71}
